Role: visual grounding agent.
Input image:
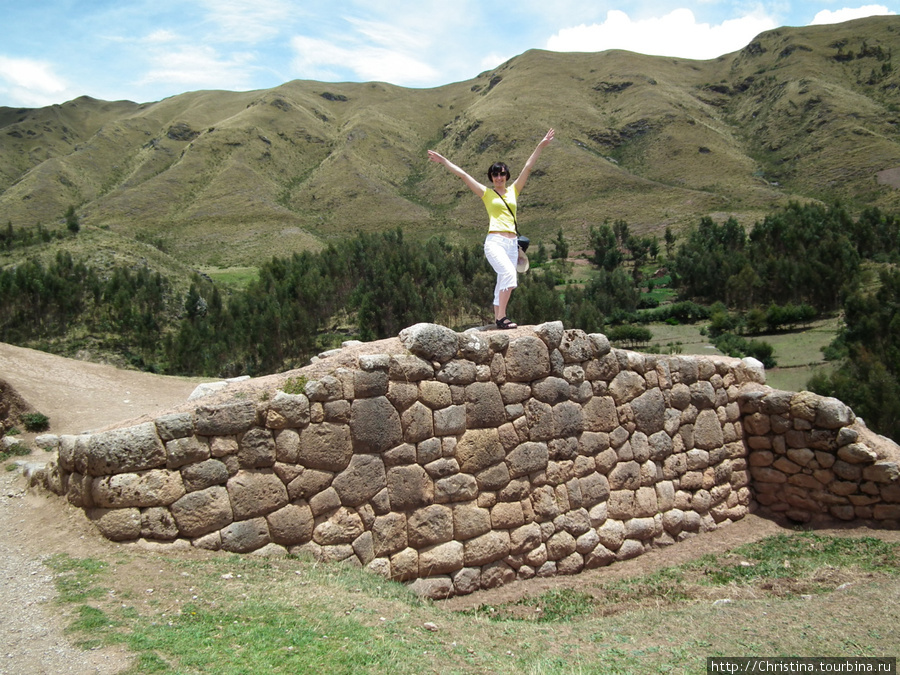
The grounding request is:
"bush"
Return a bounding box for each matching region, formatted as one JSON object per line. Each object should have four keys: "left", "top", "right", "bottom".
{"left": 21, "top": 412, "right": 50, "bottom": 432}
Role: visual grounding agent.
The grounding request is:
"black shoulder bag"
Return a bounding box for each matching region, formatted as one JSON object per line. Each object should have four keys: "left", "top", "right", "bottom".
{"left": 493, "top": 189, "right": 530, "bottom": 253}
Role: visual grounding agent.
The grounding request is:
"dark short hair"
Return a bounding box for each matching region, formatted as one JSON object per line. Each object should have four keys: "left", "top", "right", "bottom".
{"left": 487, "top": 162, "right": 510, "bottom": 180}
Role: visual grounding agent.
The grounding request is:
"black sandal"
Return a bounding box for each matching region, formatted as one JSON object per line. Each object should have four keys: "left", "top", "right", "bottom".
{"left": 496, "top": 317, "right": 517, "bottom": 330}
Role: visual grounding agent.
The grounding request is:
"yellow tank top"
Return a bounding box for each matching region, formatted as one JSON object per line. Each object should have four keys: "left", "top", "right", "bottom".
{"left": 482, "top": 186, "right": 518, "bottom": 234}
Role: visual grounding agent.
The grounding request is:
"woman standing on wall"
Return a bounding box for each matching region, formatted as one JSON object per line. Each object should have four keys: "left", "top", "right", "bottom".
{"left": 427, "top": 128, "right": 555, "bottom": 329}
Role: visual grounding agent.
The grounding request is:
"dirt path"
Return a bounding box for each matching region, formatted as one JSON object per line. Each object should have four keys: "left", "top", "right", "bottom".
{"left": 1, "top": 343, "right": 212, "bottom": 675}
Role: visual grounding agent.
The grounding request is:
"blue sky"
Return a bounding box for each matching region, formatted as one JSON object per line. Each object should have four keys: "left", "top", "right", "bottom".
{"left": 0, "top": 1, "right": 896, "bottom": 108}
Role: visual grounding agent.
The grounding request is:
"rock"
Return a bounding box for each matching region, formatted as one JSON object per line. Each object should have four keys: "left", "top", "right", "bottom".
{"left": 350, "top": 397, "right": 402, "bottom": 453}
{"left": 227, "top": 470, "right": 288, "bottom": 520}
{"left": 194, "top": 400, "right": 257, "bottom": 435}
{"left": 399, "top": 323, "right": 460, "bottom": 363}
{"left": 85, "top": 423, "right": 166, "bottom": 475}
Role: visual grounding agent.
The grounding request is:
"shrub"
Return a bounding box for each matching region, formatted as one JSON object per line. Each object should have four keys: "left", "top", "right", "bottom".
{"left": 21, "top": 412, "right": 50, "bottom": 432}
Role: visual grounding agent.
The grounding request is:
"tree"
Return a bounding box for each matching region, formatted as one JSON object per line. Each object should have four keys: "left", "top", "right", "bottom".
{"left": 552, "top": 227, "right": 569, "bottom": 260}
{"left": 664, "top": 226, "right": 676, "bottom": 258}
{"left": 64, "top": 205, "right": 80, "bottom": 235}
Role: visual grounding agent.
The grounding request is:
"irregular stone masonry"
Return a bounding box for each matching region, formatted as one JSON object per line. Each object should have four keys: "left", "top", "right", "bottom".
{"left": 38, "top": 322, "right": 900, "bottom": 599}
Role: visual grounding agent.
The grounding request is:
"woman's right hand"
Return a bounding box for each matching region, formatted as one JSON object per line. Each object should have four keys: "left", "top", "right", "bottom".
{"left": 427, "top": 150, "right": 446, "bottom": 164}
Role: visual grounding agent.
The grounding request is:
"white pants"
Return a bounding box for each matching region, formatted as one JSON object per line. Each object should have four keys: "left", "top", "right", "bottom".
{"left": 484, "top": 234, "right": 518, "bottom": 306}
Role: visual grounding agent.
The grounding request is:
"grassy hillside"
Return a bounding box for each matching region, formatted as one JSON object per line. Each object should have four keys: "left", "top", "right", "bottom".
{"left": 1, "top": 16, "right": 899, "bottom": 273}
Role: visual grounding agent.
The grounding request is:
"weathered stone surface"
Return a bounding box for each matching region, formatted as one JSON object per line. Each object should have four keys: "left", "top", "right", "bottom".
{"left": 506, "top": 442, "right": 549, "bottom": 478}
{"left": 141, "top": 506, "right": 179, "bottom": 540}
{"left": 553, "top": 401, "right": 584, "bottom": 438}
{"left": 266, "top": 392, "right": 310, "bottom": 428}
{"left": 227, "top": 470, "right": 289, "bottom": 520}
{"left": 399, "top": 323, "right": 460, "bottom": 363}
{"left": 304, "top": 375, "right": 343, "bottom": 402}
{"left": 465, "top": 382, "right": 505, "bottom": 429}
{"left": 354, "top": 370, "right": 388, "bottom": 398}
{"left": 524, "top": 398, "right": 555, "bottom": 441}
{"left": 313, "top": 507, "right": 364, "bottom": 545}
{"left": 559, "top": 329, "right": 594, "bottom": 363}
{"left": 694, "top": 409, "right": 725, "bottom": 450}
{"left": 238, "top": 428, "right": 276, "bottom": 468}
{"left": 332, "top": 454, "right": 387, "bottom": 506}
{"left": 298, "top": 423, "right": 352, "bottom": 471}
{"left": 350, "top": 397, "right": 402, "bottom": 453}
{"left": 863, "top": 462, "right": 900, "bottom": 483}
{"left": 387, "top": 465, "right": 433, "bottom": 510}
{"left": 221, "top": 517, "right": 270, "bottom": 553}
{"left": 419, "top": 541, "right": 464, "bottom": 576}
{"left": 266, "top": 503, "right": 313, "bottom": 545}
{"left": 435, "top": 474, "right": 478, "bottom": 503}
{"left": 389, "top": 354, "right": 435, "bottom": 382}
{"left": 194, "top": 400, "right": 257, "bottom": 436}
{"left": 609, "top": 371, "right": 647, "bottom": 404}
{"left": 456, "top": 429, "right": 504, "bottom": 474}
{"left": 165, "top": 436, "right": 210, "bottom": 470}
{"left": 85, "top": 423, "right": 166, "bottom": 475}
{"left": 505, "top": 336, "right": 551, "bottom": 382}
{"left": 534, "top": 321, "right": 564, "bottom": 350}
{"left": 88, "top": 508, "right": 141, "bottom": 541}
{"left": 408, "top": 505, "right": 453, "bottom": 548}
{"left": 419, "top": 381, "right": 452, "bottom": 409}
{"left": 155, "top": 413, "right": 193, "bottom": 441}
{"left": 372, "top": 512, "right": 407, "bottom": 557}
{"left": 92, "top": 470, "right": 185, "bottom": 508}
{"left": 631, "top": 389, "right": 665, "bottom": 434}
{"left": 582, "top": 396, "right": 618, "bottom": 432}
{"left": 838, "top": 443, "right": 878, "bottom": 464}
{"left": 464, "top": 530, "right": 510, "bottom": 565}
{"left": 171, "top": 486, "right": 233, "bottom": 537}
{"left": 434, "top": 405, "right": 466, "bottom": 436}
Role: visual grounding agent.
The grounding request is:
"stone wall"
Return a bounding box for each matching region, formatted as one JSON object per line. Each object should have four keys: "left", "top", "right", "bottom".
{"left": 38, "top": 322, "right": 900, "bottom": 599}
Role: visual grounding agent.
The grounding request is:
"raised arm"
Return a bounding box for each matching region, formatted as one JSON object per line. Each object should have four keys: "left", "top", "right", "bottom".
{"left": 512, "top": 128, "right": 554, "bottom": 193}
{"left": 428, "top": 150, "right": 485, "bottom": 196}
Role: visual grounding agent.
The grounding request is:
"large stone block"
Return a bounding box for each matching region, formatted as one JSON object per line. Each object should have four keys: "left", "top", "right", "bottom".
{"left": 693, "top": 409, "right": 725, "bottom": 450}
{"left": 387, "top": 465, "right": 433, "bottom": 510}
{"left": 464, "top": 530, "right": 510, "bottom": 566}
{"left": 582, "top": 396, "right": 618, "bottom": 433}
{"left": 194, "top": 400, "right": 258, "bottom": 436}
{"left": 372, "top": 512, "right": 407, "bottom": 557}
{"left": 419, "top": 541, "right": 464, "bottom": 576}
{"left": 332, "top": 454, "right": 387, "bottom": 507}
{"left": 313, "top": 507, "right": 364, "bottom": 545}
{"left": 401, "top": 401, "right": 434, "bottom": 443}
{"left": 298, "top": 422, "right": 352, "bottom": 471}
{"left": 389, "top": 354, "right": 435, "bottom": 382}
{"left": 92, "top": 469, "right": 185, "bottom": 508}
{"left": 407, "top": 504, "right": 453, "bottom": 548}
{"left": 85, "top": 423, "right": 166, "bottom": 475}
{"left": 631, "top": 389, "right": 665, "bottom": 434}
{"left": 507, "top": 442, "right": 549, "bottom": 478}
{"left": 465, "top": 382, "right": 505, "bottom": 429}
{"left": 266, "top": 391, "right": 310, "bottom": 428}
{"left": 608, "top": 371, "right": 647, "bottom": 405}
{"left": 505, "top": 336, "right": 551, "bottom": 382}
{"left": 266, "top": 503, "right": 313, "bottom": 545}
{"left": 88, "top": 508, "right": 141, "bottom": 541}
{"left": 221, "top": 518, "right": 270, "bottom": 553}
{"left": 456, "top": 428, "right": 504, "bottom": 474}
{"left": 350, "top": 397, "right": 402, "bottom": 453}
{"left": 238, "top": 428, "right": 276, "bottom": 468}
{"left": 227, "top": 470, "right": 288, "bottom": 520}
{"left": 399, "top": 323, "right": 460, "bottom": 363}
{"left": 171, "top": 486, "right": 234, "bottom": 537}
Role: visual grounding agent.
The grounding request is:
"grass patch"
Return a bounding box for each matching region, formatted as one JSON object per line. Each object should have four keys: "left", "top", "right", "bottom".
{"left": 45, "top": 533, "right": 900, "bottom": 674}
{"left": 196, "top": 266, "right": 259, "bottom": 289}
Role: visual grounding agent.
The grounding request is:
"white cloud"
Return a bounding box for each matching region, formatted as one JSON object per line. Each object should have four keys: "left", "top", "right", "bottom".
{"left": 809, "top": 4, "right": 896, "bottom": 26}
{"left": 140, "top": 45, "right": 257, "bottom": 89}
{"left": 198, "top": 0, "right": 294, "bottom": 43}
{"left": 0, "top": 56, "right": 75, "bottom": 107}
{"left": 291, "top": 35, "right": 438, "bottom": 86}
{"left": 546, "top": 8, "right": 778, "bottom": 60}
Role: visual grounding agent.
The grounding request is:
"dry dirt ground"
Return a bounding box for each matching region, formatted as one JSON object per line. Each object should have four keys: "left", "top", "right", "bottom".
{"left": 1, "top": 341, "right": 898, "bottom": 673}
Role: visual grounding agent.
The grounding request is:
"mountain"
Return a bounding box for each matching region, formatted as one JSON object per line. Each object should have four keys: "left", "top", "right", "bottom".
{"left": 2, "top": 16, "right": 899, "bottom": 268}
